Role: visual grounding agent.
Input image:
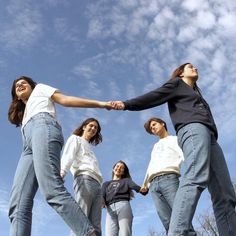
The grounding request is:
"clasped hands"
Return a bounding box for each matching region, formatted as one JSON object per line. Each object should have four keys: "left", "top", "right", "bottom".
{"left": 104, "top": 101, "right": 125, "bottom": 110}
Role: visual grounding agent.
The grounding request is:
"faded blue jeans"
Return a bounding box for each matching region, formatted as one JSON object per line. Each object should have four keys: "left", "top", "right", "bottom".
{"left": 71, "top": 174, "right": 102, "bottom": 236}
{"left": 106, "top": 201, "right": 133, "bottom": 236}
{"left": 8, "top": 113, "right": 95, "bottom": 236}
{"left": 168, "top": 123, "right": 236, "bottom": 236}
{"left": 149, "top": 174, "right": 179, "bottom": 232}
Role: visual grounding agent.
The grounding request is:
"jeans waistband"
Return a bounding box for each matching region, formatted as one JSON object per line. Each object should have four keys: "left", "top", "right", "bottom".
{"left": 74, "top": 174, "right": 100, "bottom": 185}
{"left": 151, "top": 173, "right": 178, "bottom": 182}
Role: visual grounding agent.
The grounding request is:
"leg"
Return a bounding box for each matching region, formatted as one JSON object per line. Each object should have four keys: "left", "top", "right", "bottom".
{"left": 89, "top": 181, "right": 102, "bottom": 236}
{"left": 28, "top": 113, "right": 94, "bottom": 236}
{"left": 73, "top": 175, "right": 102, "bottom": 236}
{"left": 149, "top": 176, "right": 176, "bottom": 232}
{"left": 208, "top": 139, "right": 236, "bottom": 235}
{"left": 9, "top": 144, "right": 38, "bottom": 236}
{"left": 168, "top": 123, "right": 211, "bottom": 236}
{"left": 106, "top": 204, "right": 119, "bottom": 236}
{"left": 117, "top": 201, "right": 133, "bottom": 236}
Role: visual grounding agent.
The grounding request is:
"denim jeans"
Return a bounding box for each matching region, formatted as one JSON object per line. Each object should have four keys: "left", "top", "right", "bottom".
{"left": 71, "top": 175, "right": 102, "bottom": 236}
{"left": 168, "top": 123, "right": 236, "bottom": 236}
{"left": 8, "top": 113, "right": 95, "bottom": 236}
{"left": 106, "top": 201, "right": 133, "bottom": 236}
{"left": 149, "top": 174, "right": 179, "bottom": 232}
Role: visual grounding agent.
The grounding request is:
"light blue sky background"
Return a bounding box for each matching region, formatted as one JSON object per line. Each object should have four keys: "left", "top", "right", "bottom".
{"left": 1, "top": 0, "right": 236, "bottom": 235}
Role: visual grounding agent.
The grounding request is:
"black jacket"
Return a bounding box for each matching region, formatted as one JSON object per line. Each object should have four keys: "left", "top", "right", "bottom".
{"left": 124, "top": 78, "right": 218, "bottom": 139}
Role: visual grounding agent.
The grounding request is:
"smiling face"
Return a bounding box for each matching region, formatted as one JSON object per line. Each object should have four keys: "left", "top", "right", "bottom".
{"left": 15, "top": 79, "right": 33, "bottom": 103}
{"left": 82, "top": 121, "right": 99, "bottom": 141}
{"left": 113, "top": 162, "right": 125, "bottom": 179}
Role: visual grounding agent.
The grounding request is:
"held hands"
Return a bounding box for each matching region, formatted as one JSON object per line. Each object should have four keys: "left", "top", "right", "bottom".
{"left": 107, "top": 101, "right": 125, "bottom": 110}
{"left": 99, "top": 101, "right": 125, "bottom": 110}
{"left": 140, "top": 186, "right": 149, "bottom": 194}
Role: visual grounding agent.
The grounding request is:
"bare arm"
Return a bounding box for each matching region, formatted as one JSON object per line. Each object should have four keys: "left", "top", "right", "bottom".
{"left": 52, "top": 91, "right": 111, "bottom": 109}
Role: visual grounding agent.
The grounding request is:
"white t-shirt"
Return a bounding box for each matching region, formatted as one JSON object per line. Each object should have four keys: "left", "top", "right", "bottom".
{"left": 22, "top": 84, "right": 58, "bottom": 128}
{"left": 60, "top": 135, "right": 103, "bottom": 184}
{"left": 143, "top": 135, "right": 184, "bottom": 187}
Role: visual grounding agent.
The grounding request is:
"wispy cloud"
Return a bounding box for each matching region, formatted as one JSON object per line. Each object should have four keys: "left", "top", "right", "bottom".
{"left": 0, "top": 1, "right": 43, "bottom": 50}
{"left": 0, "top": 189, "right": 9, "bottom": 216}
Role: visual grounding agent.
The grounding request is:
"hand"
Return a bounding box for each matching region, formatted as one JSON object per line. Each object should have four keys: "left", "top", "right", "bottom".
{"left": 140, "top": 186, "right": 148, "bottom": 193}
{"left": 60, "top": 170, "right": 66, "bottom": 180}
{"left": 104, "top": 101, "right": 113, "bottom": 110}
{"left": 110, "top": 101, "right": 125, "bottom": 110}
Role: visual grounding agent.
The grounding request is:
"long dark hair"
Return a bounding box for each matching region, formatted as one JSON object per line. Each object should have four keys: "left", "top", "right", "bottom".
{"left": 112, "top": 160, "right": 134, "bottom": 199}
{"left": 73, "top": 117, "right": 102, "bottom": 146}
{"left": 8, "top": 76, "right": 37, "bottom": 127}
{"left": 171, "top": 62, "right": 201, "bottom": 93}
{"left": 112, "top": 160, "right": 131, "bottom": 179}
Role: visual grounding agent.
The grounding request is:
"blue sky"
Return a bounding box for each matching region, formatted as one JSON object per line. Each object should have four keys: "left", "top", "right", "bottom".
{"left": 1, "top": 0, "right": 236, "bottom": 235}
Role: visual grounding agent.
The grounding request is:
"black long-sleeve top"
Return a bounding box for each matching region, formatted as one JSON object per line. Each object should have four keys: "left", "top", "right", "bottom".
{"left": 124, "top": 78, "right": 218, "bottom": 139}
{"left": 102, "top": 178, "right": 146, "bottom": 206}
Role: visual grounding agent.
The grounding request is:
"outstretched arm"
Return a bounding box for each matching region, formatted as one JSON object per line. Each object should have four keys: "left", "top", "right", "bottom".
{"left": 52, "top": 91, "right": 112, "bottom": 109}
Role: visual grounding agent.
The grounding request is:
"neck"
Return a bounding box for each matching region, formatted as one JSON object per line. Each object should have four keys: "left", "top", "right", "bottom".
{"left": 181, "top": 77, "right": 195, "bottom": 88}
{"left": 113, "top": 175, "right": 120, "bottom": 180}
{"left": 159, "top": 130, "right": 169, "bottom": 139}
{"left": 82, "top": 134, "right": 91, "bottom": 142}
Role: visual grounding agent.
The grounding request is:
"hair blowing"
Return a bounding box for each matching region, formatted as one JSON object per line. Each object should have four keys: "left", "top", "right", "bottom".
{"left": 170, "top": 62, "right": 201, "bottom": 93}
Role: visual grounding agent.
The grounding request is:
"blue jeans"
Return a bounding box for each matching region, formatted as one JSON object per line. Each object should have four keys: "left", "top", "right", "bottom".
{"left": 106, "top": 201, "right": 133, "bottom": 236}
{"left": 168, "top": 123, "right": 236, "bottom": 236}
{"left": 71, "top": 175, "right": 102, "bottom": 236}
{"left": 149, "top": 174, "right": 179, "bottom": 232}
{"left": 8, "top": 113, "right": 95, "bottom": 236}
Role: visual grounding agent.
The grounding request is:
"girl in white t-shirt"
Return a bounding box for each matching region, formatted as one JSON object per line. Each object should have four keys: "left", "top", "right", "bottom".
{"left": 8, "top": 76, "right": 110, "bottom": 236}
{"left": 60, "top": 118, "right": 103, "bottom": 236}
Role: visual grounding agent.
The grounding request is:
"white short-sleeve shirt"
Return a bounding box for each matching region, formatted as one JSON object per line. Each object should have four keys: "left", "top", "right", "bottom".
{"left": 22, "top": 83, "right": 58, "bottom": 128}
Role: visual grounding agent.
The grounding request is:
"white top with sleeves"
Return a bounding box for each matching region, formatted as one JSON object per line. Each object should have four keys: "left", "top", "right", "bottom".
{"left": 22, "top": 83, "right": 58, "bottom": 128}
{"left": 143, "top": 135, "right": 184, "bottom": 188}
{"left": 60, "top": 135, "right": 103, "bottom": 184}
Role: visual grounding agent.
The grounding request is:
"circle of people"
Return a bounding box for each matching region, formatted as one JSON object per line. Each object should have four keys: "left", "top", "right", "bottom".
{"left": 8, "top": 63, "right": 236, "bottom": 236}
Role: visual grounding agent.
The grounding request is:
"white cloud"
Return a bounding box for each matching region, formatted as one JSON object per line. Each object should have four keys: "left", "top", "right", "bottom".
{"left": 177, "top": 25, "right": 198, "bottom": 43}
{"left": 73, "top": 64, "right": 95, "bottom": 79}
{"left": 0, "top": 189, "right": 9, "bottom": 216}
{"left": 0, "top": 1, "right": 42, "bottom": 50}
{"left": 181, "top": 0, "right": 209, "bottom": 12}
{"left": 218, "top": 13, "right": 236, "bottom": 37}
{"left": 196, "top": 10, "right": 216, "bottom": 30}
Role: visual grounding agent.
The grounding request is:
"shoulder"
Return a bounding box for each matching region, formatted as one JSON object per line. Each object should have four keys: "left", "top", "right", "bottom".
{"left": 164, "top": 78, "right": 181, "bottom": 87}
{"left": 166, "top": 135, "right": 178, "bottom": 143}
{"left": 102, "top": 180, "right": 113, "bottom": 187}
{"left": 34, "top": 83, "right": 58, "bottom": 95}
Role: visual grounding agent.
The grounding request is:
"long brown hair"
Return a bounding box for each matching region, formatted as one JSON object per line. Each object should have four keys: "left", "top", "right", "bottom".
{"left": 112, "top": 160, "right": 134, "bottom": 199}
{"left": 8, "top": 76, "right": 37, "bottom": 127}
{"left": 73, "top": 117, "right": 102, "bottom": 146}
{"left": 112, "top": 160, "right": 131, "bottom": 179}
{"left": 171, "top": 63, "right": 201, "bottom": 92}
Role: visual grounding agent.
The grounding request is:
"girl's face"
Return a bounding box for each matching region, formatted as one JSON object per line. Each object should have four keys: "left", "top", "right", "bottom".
{"left": 113, "top": 162, "right": 125, "bottom": 179}
{"left": 82, "top": 121, "right": 98, "bottom": 141}
{"left": 181, "top": 64, "right": 198, "bottom": 80}
{"left": 15, "top": 79, "right": 33, "bottom": 103}
{"left": 149, "top": 120, "right": 165, "bottom": 136}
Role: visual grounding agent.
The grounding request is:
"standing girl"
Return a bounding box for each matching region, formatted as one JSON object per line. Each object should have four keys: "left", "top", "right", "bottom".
{"left": 102, "top": 160, "right": 147, "bottom": 236}
{"left": 60, "top": 118, "right": 103, "bottom": 236}
{"left": 110, "top": 63, "right": 236, "bottom": 235}
{"left": 8, "top": 76, "right": 110, "bottom": 236}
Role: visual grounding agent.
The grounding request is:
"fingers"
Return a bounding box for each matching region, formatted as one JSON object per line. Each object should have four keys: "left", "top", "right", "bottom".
{"left": 107, "top": 101, "right": 125, "bottom": 110}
